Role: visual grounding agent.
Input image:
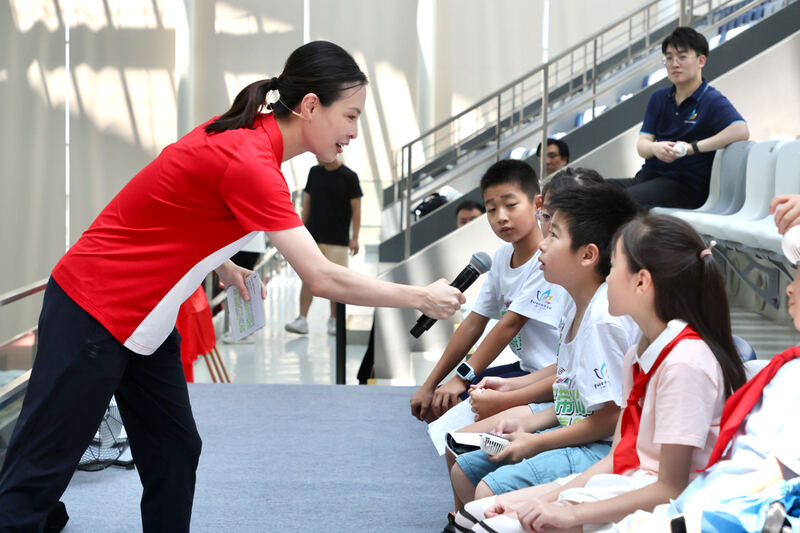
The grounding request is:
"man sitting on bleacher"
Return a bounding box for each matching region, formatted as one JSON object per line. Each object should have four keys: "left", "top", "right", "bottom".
{"left": 609, "top": 26, "right": 749, "bottom": 211}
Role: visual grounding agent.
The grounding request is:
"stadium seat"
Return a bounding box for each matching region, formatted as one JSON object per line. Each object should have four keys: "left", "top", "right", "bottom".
{"left": 654, "top": 141, "right": 754, "bottom": 222}
{"left": 695, "top": 140, "right": 782, "bottom": 241}
{"left": 688, "top": 140, "right": 778, "bottom": 238}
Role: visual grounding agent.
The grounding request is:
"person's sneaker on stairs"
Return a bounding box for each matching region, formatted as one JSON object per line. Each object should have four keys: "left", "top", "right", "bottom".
{"left": 284, "top": 315, "right": 309, "bottom": 334}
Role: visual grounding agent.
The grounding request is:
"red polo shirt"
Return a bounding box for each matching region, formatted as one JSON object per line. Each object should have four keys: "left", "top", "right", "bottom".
{"left": 52, "top": 113, "right": 302, "bottom": 354}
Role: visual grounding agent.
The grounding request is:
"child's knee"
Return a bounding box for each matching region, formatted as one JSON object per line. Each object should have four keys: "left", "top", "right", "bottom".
{"left": 475, "top": 480, "right": 495, "bottom": 499}
{"left": 450, "top": 461, "right": 466, "bottom": 482}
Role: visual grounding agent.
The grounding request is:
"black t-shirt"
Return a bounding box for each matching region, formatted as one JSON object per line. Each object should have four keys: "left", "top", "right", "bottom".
{"left": 304, "top": 164, "right": 362, "bottom": 245}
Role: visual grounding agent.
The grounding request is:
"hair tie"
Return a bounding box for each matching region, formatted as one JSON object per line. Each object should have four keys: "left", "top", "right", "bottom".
{"left": 265, "top": 89, "right": 280, "bottom": 109}
{"left": 264, "top": 77, "right": 281, "bottom": 110}
{"left": 699, "top": 240, "right": 716, "bottom": 259}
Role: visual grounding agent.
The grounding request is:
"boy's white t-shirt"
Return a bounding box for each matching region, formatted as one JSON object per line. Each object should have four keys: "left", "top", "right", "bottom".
{"left": 471, "top": 243, "right": 573, "bottom": 372}
{"left": 553, "top": 283, "right": 640, "bottom": 428}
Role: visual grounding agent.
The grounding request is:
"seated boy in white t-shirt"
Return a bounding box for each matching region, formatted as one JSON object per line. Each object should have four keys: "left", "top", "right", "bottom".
{"left": 410, "top": 160, "right": 572, "bottom": 425}
{"left": 449, "top": 182, "right": 640, "bottom": 523}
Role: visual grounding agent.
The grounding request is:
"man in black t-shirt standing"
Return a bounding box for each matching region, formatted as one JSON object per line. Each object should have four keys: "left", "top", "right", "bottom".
{"left": 285, "top": 158, "right": 362, "bottom": 335}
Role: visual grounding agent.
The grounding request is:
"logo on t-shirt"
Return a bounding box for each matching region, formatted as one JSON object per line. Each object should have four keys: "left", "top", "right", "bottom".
{"left": 593, "top": 362, "right": 608, "bottom": 380}
{"left": 592, "top": 361, "right": 611, "bottom": 391}
{"left": 530, "top": 288, "right": 555, "bottom": 311}
{"left": 684, "top": 109, "right": 698, "bottom": 124}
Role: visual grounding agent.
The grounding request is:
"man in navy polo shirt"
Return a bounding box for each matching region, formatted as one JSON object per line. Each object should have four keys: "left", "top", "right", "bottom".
{"left": 609, "top": 27, "right": 749, "bottom": 210}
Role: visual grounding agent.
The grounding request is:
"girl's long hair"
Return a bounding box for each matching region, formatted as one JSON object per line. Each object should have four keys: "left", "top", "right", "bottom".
{"left": 615, "top": 214, "right": 746, "bottom": 396}
{"left": 206, "top": 41, "right": 367, "bottom": 134}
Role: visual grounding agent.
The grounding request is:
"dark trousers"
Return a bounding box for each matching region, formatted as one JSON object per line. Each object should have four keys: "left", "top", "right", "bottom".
{"left": 457, "top": 362, "right": 527, "bottom": 401}
{"left": 0, "top": 278, "right": 202, "bottom": 532}
{"left": 608, "top": 170, "right": 708, "bottom": 211}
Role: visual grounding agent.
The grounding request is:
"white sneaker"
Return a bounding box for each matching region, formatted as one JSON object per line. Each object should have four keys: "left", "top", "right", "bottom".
{"left": 285, "top": 316, "right": 309, "bottom": 334}
{"left": 327, "top": 317, "right": 337, "bottom": 336}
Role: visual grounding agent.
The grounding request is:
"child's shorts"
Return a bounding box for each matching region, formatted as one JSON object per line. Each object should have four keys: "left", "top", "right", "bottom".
{"left": 456, "top": 437, "right": 611, "bottom": 495}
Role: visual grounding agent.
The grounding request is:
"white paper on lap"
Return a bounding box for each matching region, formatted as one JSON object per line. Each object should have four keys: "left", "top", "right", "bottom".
{"left": 428, "top": 400, "right": 477, "bottom": 455}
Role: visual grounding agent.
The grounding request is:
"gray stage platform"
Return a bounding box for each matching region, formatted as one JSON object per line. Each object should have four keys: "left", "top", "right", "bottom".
{"left": 62, "top": 384, "right": 451, "bottom": 532}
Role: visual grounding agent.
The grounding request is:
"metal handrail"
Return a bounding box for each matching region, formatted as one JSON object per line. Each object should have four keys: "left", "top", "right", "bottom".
{"left": 392, "top": 0, "right": 677, "bottom": 180}
{"left": 399, "top": 0, "right": 675, "bottom": 151}
{"left": 0, "top": 278, "right": 47, "bottom": 308}
{"left": 391, "top": 0, "right": 787, "bottom": 259}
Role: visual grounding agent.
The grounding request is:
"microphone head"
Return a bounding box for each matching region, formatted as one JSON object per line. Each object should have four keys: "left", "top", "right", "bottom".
{"left": 470, "top": 251, "right": 492, "bottom": 274}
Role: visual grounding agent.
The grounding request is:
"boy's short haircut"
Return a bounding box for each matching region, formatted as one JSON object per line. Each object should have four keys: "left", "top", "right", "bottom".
{"left": 455, "top": 199, "right": 486, "bottom": 215}
{"left": 480, "top": 159, "right": 540, "bottom": 200}
{"left": 662, "top": 26, "right": 709, "bottom": 57}
{"left": 542, "top": 167, "right": 605, "bottom": 201}
{"left": 547, "top": 183, "right": 637, "bottom": 277}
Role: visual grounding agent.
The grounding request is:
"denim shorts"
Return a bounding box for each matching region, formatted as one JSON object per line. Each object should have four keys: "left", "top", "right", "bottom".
{"left": 456, "top": 433, "right": 610, "bottom": 495}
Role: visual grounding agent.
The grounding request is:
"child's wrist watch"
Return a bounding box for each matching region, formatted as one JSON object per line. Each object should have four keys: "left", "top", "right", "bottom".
{"left": 456, "top": 362, "right": 476, "bottom": 383}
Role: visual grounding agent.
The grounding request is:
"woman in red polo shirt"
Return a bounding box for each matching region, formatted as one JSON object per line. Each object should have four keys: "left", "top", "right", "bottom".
{"left": 0, "top": 41, "right": 464, "bottom": 532}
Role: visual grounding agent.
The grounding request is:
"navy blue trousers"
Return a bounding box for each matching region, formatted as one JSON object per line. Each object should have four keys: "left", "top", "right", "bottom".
{"left": 457, "top": 362, "right": 528, "bottom": 401}
{"left": 0, "top": 278, "right": 202, "bottom": 532}
{"left": 608, "top": 170, "right": 708, "bottom": 211}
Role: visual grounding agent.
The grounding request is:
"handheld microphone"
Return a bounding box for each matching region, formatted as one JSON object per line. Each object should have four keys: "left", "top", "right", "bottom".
{"left": 410, "top": 251, "right": 492, "bottom": 338}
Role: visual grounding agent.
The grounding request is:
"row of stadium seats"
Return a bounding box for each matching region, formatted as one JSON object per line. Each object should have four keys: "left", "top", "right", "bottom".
{"left": 654, "top": 139, "right": 800, "bottom": 256}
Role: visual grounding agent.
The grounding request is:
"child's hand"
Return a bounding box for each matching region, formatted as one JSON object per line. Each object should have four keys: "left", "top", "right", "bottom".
{"left": 410, "top": 386, "right": 436, "bottom": 422}
{"left": 432, "top": 377, "right": 467, "bottom": 418}
{"left": 770, "top": 194, "right": 800, "bottom": 235}
{"left": 515, "top": 499, "right": 576, "bottom": 533}
{"left": 489, "top": 432, "right": 540, "bottom": 464}
{"left": 492, "top": 418, "right": 521, "bottom": 435}
{"left": 468, "top": 388, "right": 507, "bottom": 421}
{"left": 484, "top": 501, "right": 511, "bottom": 518}
{"left": 471, "top": 376, "right": 512, "bottom": 392}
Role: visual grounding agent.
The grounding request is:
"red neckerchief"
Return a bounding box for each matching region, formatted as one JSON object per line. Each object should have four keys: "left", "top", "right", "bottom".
{"left": 702, "top": 345, "right": 800, "bottom": 470}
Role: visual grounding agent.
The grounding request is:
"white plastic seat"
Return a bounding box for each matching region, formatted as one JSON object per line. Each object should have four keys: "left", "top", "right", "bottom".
{"left": 657, "top": 141, "right": 753, "bottom": 222}
{"left": 691, "top": 140, "right": 781, "bottom": 239}
{"left": 652, "top": 146, "right": 723, "bottom": 217}
{"left": 724, "top": 140, "right": 800, "bottom": 254}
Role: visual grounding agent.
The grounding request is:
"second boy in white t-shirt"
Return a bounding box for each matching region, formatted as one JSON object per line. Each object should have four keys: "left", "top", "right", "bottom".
{"left": 472, "top": 243, "right": 571, "bottom": 373}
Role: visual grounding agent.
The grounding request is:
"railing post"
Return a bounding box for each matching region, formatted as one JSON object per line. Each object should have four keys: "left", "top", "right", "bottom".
{"left": 394, "top": 148, "right": 403, "bottom": 205}
{"left": 335, "top": 302, "right": 346, "bottom": 384}
{"left": 679, "top": 0, "right": 689, "bottom": 26}
{"left": 403, "top": 145, "right": 412, "bottom": 260}
{"left": 511, "top": 84, "right": 516, "bottom": 130}
{"left": 495, "top": 93, "right": 502, "bottom": 159}
{"left": 539, "top": 64, "right": 549, "bottom": 182}
{"left": 592, "top": 39, "right": 598, "bottom": 121}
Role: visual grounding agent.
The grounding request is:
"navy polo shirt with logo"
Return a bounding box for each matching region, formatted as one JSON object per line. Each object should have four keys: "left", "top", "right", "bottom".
{"left": 638, "top": 79, "right": 744, "bottom": 192}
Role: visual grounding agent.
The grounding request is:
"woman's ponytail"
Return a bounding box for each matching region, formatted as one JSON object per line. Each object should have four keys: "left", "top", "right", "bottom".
{"left": 205, "top": 77, "right": 279, "bottom": 134}
{"left": 205, "top": 41, "right": 367, "bottom": 135}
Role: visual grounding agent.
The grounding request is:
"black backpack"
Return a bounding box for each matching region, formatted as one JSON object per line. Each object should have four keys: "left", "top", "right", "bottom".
{"left": 412, "top": 193, "right": 448, "bottom": 220}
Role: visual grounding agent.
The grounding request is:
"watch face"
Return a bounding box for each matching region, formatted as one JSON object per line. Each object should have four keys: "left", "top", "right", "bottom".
{"left": 456, "top": 363, "right": 470, "bottom": 376}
